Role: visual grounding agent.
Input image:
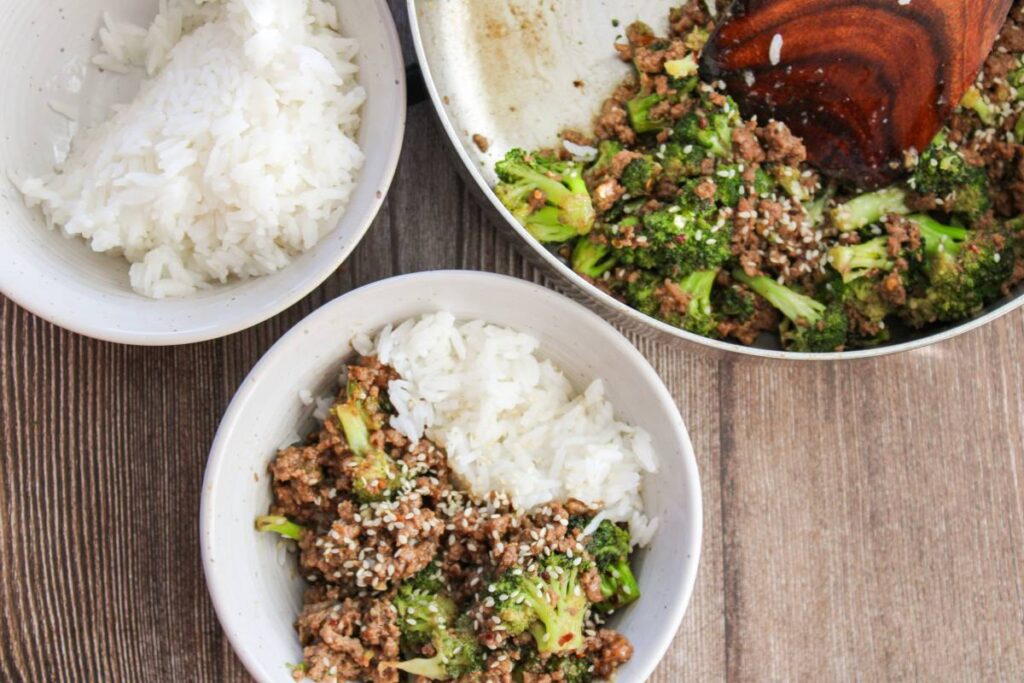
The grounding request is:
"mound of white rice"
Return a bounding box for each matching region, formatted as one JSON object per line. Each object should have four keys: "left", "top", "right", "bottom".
{"left": 14, "top": 0, "right": 365, "bottom": 298}
{"left": 352, "top": 313, "right": 659, "bottom": 546}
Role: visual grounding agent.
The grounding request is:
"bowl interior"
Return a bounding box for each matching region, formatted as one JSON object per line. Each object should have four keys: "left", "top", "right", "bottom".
{"left": 202, "top": 271, "right": 702, "bottom": 683}
{"left": 0, "top": 0, "right": 404, "bottom": 344}
{"left": 410, "top": 0, "right": 1024, "bottom": 360}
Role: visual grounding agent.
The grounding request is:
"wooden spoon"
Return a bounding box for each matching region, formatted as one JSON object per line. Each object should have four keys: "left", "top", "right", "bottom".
{"left": 700, "top": 0, "right": 1013, "bottom": 187}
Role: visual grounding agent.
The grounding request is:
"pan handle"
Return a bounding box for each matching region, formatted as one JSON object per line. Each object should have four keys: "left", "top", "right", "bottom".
{"left": 406, "top": 62, "right": 429, "bottom": 107}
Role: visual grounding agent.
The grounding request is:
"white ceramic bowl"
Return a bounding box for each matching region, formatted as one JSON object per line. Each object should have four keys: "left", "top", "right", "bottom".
{"left": 201, "top": 271, "right": 703, "bottom": 683}
{"left": 0, "top": 0, "right": 404, "bottom": 345}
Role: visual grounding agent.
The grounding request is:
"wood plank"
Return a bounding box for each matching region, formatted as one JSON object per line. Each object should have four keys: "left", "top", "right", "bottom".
{"left": 719, "top": 312, "right": 1024, "bottom": 681}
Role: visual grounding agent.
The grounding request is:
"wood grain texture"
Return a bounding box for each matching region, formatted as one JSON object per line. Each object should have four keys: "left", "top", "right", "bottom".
{"left": 1, "top": 2, "right": 1023, "bottom": 681}
{"left": 701, "top": 0, "right": 1014, "bottom": 185}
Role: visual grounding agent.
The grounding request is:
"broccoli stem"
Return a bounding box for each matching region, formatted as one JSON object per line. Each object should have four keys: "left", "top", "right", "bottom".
{"left": 907, "top": 214, "right": 966, "bottom": 257}
{"left": 522, "top": 576, "right": 586, "bottom": 654}
{"left": 255, "top": 516, "right": 304, "bottom": 541}
{"left": 526, "top": 206, "right": 582, "bottom": 243}
{"left": 732, "top": 269, "right": 825, "bottom": 324}
{"left": 830, "top": 187, "right": 909, "bottom": 232}
{"left": 334, "top": 402, "right": 370, "bottom": 457}
{"left": 960, "top": 86, "right": 996, "bottom": 125}
{"left": 395, "top": 658, "right": 447, "bottom": 680}
{"left": 828, "top": 237, "right": 894, "bottom": 283}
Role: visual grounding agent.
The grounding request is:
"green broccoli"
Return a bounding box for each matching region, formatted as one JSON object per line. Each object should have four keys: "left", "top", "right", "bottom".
{"left": 254, "top": 515, "right": 304, "bottom": 541}
{"left": 752, "top": 167, "right": 777, "bottom": 198}
{"left": 899, "top": 214, "right": 1014, "bottom": 325}
{"left": 960, "top": 86, "right": 996, "bottom": 125}
{"left": 584, "top": 520, "right": 640, "bottom": 612}
{"left": 494, "top": 149, "right": 596, "bottom": 241}
{"left": 621, "top": 156, "right": 658, "bottom": 195}
{"left": 829, "top": 187, "right": 909, "bottom": 232}
{"left": 658, "top": 141, "right": 708, "bottom": 182}
{"left": 333, "top": 384, "right": 404, "bottom": 503}
{"left": 772, "top": 165, "right": 811, "bottom": 202}
{"left": 394, "top": 563, "right": 456, "bottom": 644}
{"left": 519, "top": 649, "right": 594, "bottom": 683}
{"left": 612, "top": 202, "right": 731, "bottom": 274}
{"left": 627, "top": 93, "right": 670, "bottom": 134}
{"left": 732, "top": 270, "right": 848, "bottom": 352}
{"left": 623, "top": 270, "right": 663, "bottom": 319}
{"left": 489, "top": 554, "right": 591, "bottom": 654}
{"left": 391, "top": 616, "right": 483, "bottom": 680}
{"left": 674, "top": 269, "right": 722, "bottom": 338}
{"left": 835, "top": 276, "right": 895, "bottom": 346}
{"left": 587, "top": 140, "right": 623, "bottom": 180}
{"left": 828, "top": 237, "right": 895, "bottom": 283}
{"left": 672, "top": 93, "right": 740, "bottom": 158}
{"left": 572, "top": 238, "right": 617, "bottom": 279}
{"left": 713, "top": 164, "right": 743, "bottom": 206}
{"left": 912, "top": 133, "right": 991, "bottom": 219}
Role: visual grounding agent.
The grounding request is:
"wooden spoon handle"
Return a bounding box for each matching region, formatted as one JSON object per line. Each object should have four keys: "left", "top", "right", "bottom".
{"left": 701, "top": 0, "right": 1013, "bottom": 187}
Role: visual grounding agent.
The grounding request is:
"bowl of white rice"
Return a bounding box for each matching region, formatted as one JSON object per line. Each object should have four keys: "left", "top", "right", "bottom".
{"left": 201, "top": 270, "right": 703, "bottom": 682}
{"left": 0, "top": 0, "right": 404, "bottom": 344}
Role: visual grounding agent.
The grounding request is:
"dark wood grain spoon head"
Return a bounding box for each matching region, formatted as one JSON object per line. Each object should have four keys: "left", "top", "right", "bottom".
{"left": 701, "top": 0, "right": 1013, "bottom": 187}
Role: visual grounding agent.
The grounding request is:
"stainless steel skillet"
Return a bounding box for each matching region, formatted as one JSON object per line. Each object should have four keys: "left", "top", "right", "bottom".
{"left": 407, "top": 0, "right": 1024, "bottom": 361}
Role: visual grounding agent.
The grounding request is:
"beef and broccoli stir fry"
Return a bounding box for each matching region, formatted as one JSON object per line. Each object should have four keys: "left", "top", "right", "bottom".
{"left": 493, "top": 1, "right": 1024, "bottom": 352}
{"left": 258, "top": 357, "right": 640, "bottom": 682}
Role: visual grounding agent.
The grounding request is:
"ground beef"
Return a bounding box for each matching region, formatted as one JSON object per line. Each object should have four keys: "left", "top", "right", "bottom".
{"left": 296, "top": 597, "right": 400, "bottom": 683}
{"left": 732, "top": 122, "right": 767, "bottom": 164}
{"left": 586, "top": 630, "right": 635, "bottom": 679}
{"left": 730, "top": 196, "right": 825, "bottom": 287}
{"left": 756, "top": 120, "right": 807, "bottom": 166}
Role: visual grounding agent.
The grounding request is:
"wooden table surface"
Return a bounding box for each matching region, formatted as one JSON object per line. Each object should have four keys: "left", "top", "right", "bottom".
{"left": 3, "top": 4, "right": 1024, "bottom": 681}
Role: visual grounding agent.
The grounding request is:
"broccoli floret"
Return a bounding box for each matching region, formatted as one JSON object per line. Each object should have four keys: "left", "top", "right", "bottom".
{"left": 584, "top": 520, "right": 640, "bottom": 612}
{"left": 752, "top": 167, "right": 777, "bottom": 198}
{"left": 489, "top": 554, "right": 591, "bottom": 654}
{"left": 613, "top": 203, "right": 730, "bottom": 274}
{"left": 658, "top": 142, "right": 708, "bottom": 182}
{"left": 672, "top": 93, "right": 740, "bottom": 158}
{"left": 391, "top": 616, "right": 483, "bottom": 680}
{"left": 772, "top": 165, "right": 811, "bottom": 202}
{"left": 829, "top": 187, "right": 909, "bottom": 232}
{"left": 623, "top": 270, "right": 663, "bottom": 318}
{"left": 713, "top": 164, "right": 743, "bottom": 206}
{"left": 621, "top": 156, "right": 658, "bottom": 195}
{"left": 627, "top": 93, "right": 670, "bottom": 134}
{"left": 912, "top": 133, "right": 991, "bottom": 219}
{"left": 676, "top": 269, "right": 722, "bottom": 338}
{"left": 394, "top": 563, "right": 456, "bottom": 644}
{"left": 716, "top": 283, "right": 757, "bottom": 320}
{"left": 836, "top": 276, "right": 895, "bottom": 346}
{"left": 960, "top": 86, "right": 996, "bottom": 125}
{"left": 519, "top": 649, "right": 593, "bottom": 683}
{"left": 732, "top": 270, "right": 848, "bottom": 352}
{"left": 899, "top": 214, "right": 1014, "bottom": 325}
{"left": 254, "top": 515, "right": 304, "bottom": 541}
{"left": 494, "top": 149, "right": 596, "bottom": 241}
{"left": 828, "top": 237, "right": 895, "bottom": 283}
{"left": 571, "top": 238, "right": 617, "bottom": 279}
{"left": 333, "top": 387, "right": 404, "bottom": 503}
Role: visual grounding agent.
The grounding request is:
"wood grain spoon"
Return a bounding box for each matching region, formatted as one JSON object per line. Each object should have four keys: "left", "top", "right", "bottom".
{"left": 700, "top": 0, "right": 1014, "bottom": 187}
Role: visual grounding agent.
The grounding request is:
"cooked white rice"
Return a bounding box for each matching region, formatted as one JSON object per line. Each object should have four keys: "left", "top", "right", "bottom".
{"left": 352, "top": 313, "right": 659, "bottom": 546}
{"left": 14, "top": 0, "right": 365, "bottom": 299}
